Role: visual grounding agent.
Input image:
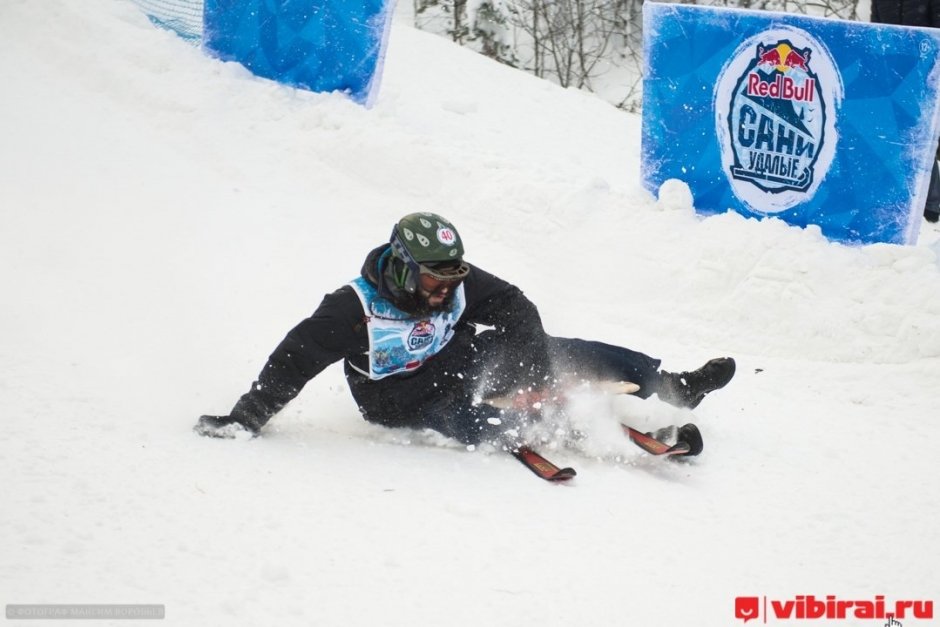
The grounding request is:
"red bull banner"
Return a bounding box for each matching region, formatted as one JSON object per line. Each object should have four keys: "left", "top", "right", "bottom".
{"left": 641, "top": 3, "right": 940, "bottom": 245}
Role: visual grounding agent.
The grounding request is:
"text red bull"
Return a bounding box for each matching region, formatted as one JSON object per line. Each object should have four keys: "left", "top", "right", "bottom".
{"left": 746, "top": 74, "right": 815, "bottom": 101}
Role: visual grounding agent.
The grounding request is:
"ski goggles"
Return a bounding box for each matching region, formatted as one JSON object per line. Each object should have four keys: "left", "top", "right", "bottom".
{"left": 417, "top": 259, "right": 470, "bottom": 283}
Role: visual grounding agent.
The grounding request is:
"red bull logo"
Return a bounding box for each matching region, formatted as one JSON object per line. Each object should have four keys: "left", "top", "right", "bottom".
{"left": 716, "top": 29, "right": 841, "bottom": 212}
{"left": 748, "top": 43, "right": 816, "bottom": 102}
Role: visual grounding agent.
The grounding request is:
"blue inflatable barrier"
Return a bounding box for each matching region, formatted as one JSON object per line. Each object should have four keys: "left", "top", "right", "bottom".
{"left": 641, "top": 3, "right": 940, "bottom": 244}
{"left": 203, "top": 0, "right": 396, "bottom": 106}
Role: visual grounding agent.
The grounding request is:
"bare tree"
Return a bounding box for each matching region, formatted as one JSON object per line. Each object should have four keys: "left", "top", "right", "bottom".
{"left": 414, "top": 0, "right": 864, "bottom": 111}
{"left": 505, "top": 0, "right": 624, "bottom": 89}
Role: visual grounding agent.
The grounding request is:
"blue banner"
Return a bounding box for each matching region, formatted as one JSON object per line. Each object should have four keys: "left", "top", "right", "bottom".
{"left": 203, "top": 0, "right": 396, "bottom": 106}
{"left": 642, "top": 3, "right": 940, "bottom": 244}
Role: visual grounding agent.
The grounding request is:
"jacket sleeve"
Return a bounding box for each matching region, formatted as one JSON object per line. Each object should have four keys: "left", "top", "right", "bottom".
{"left": 460, "top": 265, "right": 553, "bottom": 388}
{"left": 230, "top": 286, "right": 367, "bottom": 431}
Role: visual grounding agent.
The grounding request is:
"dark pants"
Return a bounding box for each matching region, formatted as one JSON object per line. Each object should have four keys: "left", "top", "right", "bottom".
{"left": 346, "top": 334, "right": 662, "bottom": 445}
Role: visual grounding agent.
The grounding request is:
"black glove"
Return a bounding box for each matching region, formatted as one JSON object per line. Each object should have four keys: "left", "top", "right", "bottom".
{"left": 193, "top": 415, "right": 258, "bottom": 439}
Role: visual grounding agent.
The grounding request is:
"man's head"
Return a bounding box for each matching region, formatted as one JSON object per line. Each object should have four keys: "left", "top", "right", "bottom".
{"left": 388, "top": 213, "right": 469, "bottom": 310}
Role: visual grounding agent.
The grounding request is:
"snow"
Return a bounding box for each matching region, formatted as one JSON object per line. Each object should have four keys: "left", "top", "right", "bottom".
{"left": 2, "top": 0, "right": 939, "bottom": 625}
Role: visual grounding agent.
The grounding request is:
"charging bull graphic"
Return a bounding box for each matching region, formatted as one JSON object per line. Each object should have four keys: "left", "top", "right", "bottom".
{"left": 716, "top": 29, "right": 842, "bottom": 214}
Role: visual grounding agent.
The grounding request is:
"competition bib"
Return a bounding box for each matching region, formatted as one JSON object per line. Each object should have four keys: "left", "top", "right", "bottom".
{"left": 348, "top": 276, "right": 466, "bottom": 380}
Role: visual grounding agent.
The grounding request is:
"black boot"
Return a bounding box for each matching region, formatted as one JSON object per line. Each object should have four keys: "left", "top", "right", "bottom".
{"left": 658, "top": 357, "right": 736, "bottom": 409}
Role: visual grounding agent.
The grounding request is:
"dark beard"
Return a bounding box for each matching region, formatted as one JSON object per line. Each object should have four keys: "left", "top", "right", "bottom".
{"left": 391, "top": 288, "right": 454, "bottom": 315}
{"left": 411, "top": 292, "right": 455, "bottom": 315}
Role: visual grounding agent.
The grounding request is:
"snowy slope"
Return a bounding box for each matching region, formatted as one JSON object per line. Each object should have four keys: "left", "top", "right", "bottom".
{"left": 2, "top": 0, "right": 939, "bottom": 625}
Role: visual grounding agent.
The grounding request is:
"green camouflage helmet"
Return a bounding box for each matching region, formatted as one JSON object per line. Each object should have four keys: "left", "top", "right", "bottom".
{"left": 390, "top": 213, "right": 464, "bottom": 264}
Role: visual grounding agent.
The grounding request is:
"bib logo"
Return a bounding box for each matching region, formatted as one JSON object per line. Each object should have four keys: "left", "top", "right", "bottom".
{"left": 407, "top": 320, "right": 436, "bottom": 351}
{"left": 716, "top": 28, "right": 843, "bottom": 214}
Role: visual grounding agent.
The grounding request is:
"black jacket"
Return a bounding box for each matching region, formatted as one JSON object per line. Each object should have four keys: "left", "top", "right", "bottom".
{"left": 871, "top": 0, "right": 940, "bottom": 27}
{"left": 229, "top": 245, "right": 551, "bottom": 431}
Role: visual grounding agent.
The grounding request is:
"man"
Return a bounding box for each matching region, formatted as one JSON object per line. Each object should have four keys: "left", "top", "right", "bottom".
{"left": 196, "top": 213, "right": 735, "bottom": 450}
{"left": 871, "top": 0, "right": 940, "bottom": 223}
